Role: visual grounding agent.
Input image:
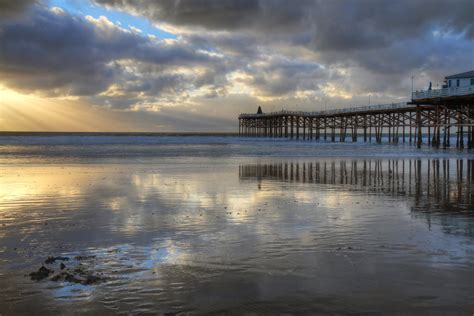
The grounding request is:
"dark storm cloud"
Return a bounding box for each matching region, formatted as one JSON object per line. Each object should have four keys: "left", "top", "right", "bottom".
{"left": 2, "top": 0, "right": 474, "bottom": 117}
{"left": 95, "top": 0, "right": 474, "bottom": 49}
{"left": 0, "top": 5, "right": 222, "bottom": 101}
{"left": 244, "top": 59, "right": 326, "bottom": 96}
{"left": 97, "top": 0, "right": 263, "bottom": 30}
{"left": 93, "top": 0, "right": 474, "bottom": 100}
{"left": 0, "top": 0, "right": 37, "bottom": 17}
{"left": 0, "top": 9, "right": 116, "bottom": 95}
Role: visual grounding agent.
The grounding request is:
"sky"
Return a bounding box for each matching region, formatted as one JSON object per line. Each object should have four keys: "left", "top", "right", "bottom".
{"left": 1, "top": 0, "right": 474, "bottom": 132}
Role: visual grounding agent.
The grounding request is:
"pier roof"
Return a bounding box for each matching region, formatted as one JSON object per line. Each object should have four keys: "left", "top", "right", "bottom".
{"left": 445, "top": 70, "right": 474, "bottom": 79}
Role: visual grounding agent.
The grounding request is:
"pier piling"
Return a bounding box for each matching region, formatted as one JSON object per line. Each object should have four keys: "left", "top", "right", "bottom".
{"left": 239, "top": 95, "right": 474, "bottom": 148}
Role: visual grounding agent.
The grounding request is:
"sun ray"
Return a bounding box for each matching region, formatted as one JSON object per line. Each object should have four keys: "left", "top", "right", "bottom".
{"left": 0, "top": 86, "right": 148, "bottom": 132}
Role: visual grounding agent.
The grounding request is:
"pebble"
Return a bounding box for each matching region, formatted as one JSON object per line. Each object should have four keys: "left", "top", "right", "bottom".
{"left": 29, "top": 266, "right": 53, "bottom": 281}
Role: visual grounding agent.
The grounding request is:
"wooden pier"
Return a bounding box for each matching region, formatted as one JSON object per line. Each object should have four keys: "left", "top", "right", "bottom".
{"left": 238, "top": 92, "right": 474, "bottom": 149}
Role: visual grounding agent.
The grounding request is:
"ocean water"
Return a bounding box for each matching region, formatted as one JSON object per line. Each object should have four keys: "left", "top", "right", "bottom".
{"left": 0, "top": 135, "right": 473, "bottom": 314}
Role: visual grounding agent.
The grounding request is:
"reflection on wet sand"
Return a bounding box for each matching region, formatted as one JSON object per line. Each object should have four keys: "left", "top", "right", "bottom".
{"left": 240, "top": 159, "right": 474, "bottom": 213}
{"left": 241, "top": 159, "right": 474, "bottom": 240}
{"left": 1, "top": 158, "right": 474, "bottom": 313}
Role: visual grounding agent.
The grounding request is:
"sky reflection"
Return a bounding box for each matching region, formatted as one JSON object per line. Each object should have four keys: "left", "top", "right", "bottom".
{"left": 1, "top": 157, "right": 473, "bottom": 313}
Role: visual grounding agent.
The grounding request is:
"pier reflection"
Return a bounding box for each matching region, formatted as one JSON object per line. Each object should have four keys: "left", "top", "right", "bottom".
{"left": 240, "top": 159, "right": 474, "bottom": 218}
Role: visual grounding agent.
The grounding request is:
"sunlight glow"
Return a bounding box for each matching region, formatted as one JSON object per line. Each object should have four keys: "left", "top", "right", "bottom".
{"left": 0, "top": 86, "right": 150, "bottom": 131}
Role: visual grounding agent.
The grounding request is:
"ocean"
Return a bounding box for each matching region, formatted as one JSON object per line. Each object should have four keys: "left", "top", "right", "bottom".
{"left": 0, "top": 134, "right": 473, "bottom": 313}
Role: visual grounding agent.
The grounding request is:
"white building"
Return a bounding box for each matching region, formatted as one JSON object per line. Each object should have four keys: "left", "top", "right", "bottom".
{"left": 444, "top": 70, "right": 474, "bottom": 88}
{"left": 412, "top": 70, "right": 474, "bottom": 100}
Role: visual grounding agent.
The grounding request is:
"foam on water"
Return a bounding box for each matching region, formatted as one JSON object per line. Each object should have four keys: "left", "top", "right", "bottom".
{"left": 0, "top": 135, "right": 473, "bottom": 164}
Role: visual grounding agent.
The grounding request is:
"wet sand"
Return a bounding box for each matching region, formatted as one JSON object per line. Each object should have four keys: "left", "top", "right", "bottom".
{"left": 0, "top": 137, "right": 473, "bottom": 314}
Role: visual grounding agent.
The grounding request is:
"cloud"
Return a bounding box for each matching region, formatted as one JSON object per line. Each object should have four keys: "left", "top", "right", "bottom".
{"left": 0, "top": 5, "right": 226, "bottom": 107}
{"left": 95, "top": 0, "right": 474, "bottom": 47}
{"left": 96, "top": 0, "right": 264, "bottom": 30}
{"left": 0, "top": 0, "right": 37, "bottom": 17}
{"left": 94, "top": 0, "right": 474, "bottom": 99}
{"left": 2, "top": 0, "right": 474, "bottom": 131}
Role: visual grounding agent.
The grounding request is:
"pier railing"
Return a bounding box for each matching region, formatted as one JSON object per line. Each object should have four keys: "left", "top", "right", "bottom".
{"left": 239, "top": 89, "right": 474, "bottom": 149}
{"left": 412, "top": 86, "right": 474, "bottom": 100}
{"left": 239, "top": 102, "right": 410, "bottom": 119}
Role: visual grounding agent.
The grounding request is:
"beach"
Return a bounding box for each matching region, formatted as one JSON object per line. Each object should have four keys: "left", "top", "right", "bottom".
{"left": 0, "top": 135, "right": 473, "bottom": 314}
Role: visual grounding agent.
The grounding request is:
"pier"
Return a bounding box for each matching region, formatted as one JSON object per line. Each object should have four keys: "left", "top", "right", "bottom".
{"left": 238, "top": 74, "right": 474, "bottom": 149}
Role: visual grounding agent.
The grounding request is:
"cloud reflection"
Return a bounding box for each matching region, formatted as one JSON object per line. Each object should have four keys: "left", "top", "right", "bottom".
{"left": 1, "top": 157, "right": 474, "bottom": 313}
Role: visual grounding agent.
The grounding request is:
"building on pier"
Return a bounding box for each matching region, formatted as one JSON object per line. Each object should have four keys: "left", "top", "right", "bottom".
{"left": 413, "top": 70, "right": 474, "bottom": 100}
{"left": 445, "top": 70, "right": 474, "bottom": 88}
